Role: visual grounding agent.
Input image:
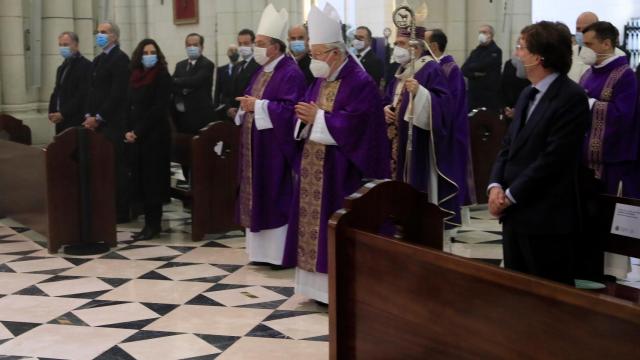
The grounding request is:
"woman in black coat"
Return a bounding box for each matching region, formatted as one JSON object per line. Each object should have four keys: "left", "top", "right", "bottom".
{"left": 125, "top": 39, "right": 171, "bottom": 240}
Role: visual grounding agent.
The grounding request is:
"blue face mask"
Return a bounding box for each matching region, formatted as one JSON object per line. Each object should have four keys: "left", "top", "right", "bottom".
{"left": 96, "top": 33, "right": 109, "bottom": 48}
{"left": 142, "top": 54, "right": 158, "bottom": 69}
{"left": 59, "top": 46, "right": 72, "bottom": 59}
{"left": 186, "top": 46, "right": 201, "bottom": 60}
{"left": 575, "top": 32, "right": 584, "bottom": 47}
{"left": 290, "top": 40, "right": 306, "bottom": 54}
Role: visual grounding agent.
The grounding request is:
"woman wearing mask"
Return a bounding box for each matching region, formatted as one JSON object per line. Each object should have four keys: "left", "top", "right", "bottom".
{"left": 125, "top": 39, "right": 172, "bottom": 240}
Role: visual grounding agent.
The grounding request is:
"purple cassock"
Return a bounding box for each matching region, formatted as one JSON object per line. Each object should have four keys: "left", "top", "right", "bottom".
{"left": 579, "top": 55, "right": 640, "bottom": 198}
{"left": 236, "top": 56, "right": 307, "bottom": 266}
{"left": 439, "top": 54, "right": 475, "bottom": 206}
{"left": 288, "top": 56, "right": 390, "bottom": 275}
{"left": 384, "top": 55, "right": 462, "bottom": 226}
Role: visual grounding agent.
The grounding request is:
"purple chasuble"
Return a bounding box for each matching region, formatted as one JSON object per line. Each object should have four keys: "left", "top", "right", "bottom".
{"left": 236, "top": 56, "right": 306, "bottom": 266}
{"left": 579, "top": 56, "right": 640, "bottom": 198}
{"left": 289, "top": 57, "right": 390, "bottom": 274}
{"left": 384, "top": 56, "right": 462, "bottom": 225}
{"left": 440, "top": 55, "right": 475, "bottom": 206}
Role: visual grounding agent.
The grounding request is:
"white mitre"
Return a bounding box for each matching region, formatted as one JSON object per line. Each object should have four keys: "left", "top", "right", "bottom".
{"left": 256, "top": 3, "right": 289, "bottom": 41}
{"left": 308, "top": 3, "right": 343, "bottom": 45}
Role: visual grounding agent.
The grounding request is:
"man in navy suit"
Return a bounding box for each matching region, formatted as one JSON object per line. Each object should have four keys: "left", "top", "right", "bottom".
{"left": 488, "top": 21, "right": 590, "bottom": 285}
{"left": 84, "top": 21, "right": 131, "bottom": 222}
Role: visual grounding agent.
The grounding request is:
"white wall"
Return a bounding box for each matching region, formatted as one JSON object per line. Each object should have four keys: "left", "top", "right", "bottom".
{"left": 532, "top": 0, "right": 639, "bottom": 36}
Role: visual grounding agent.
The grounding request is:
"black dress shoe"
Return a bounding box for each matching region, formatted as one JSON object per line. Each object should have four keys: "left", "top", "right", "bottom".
{"left": 270, "top": 264, "right": 294, "bottom": 271}
{"left": 132, "top": 226, "right": 161, "bottom": 240}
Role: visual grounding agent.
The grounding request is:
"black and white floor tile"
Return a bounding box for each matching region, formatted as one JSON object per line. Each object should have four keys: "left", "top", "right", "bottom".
{"left": 0, "top": 203, "right": 637, "bottom": 359}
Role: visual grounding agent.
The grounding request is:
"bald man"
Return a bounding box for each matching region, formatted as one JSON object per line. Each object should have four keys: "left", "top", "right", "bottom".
{"left": 569, "top": 11, "right": 626, "bottom": 82}
{"left": 288, "top": 25, "right": 314, "bottom": 85}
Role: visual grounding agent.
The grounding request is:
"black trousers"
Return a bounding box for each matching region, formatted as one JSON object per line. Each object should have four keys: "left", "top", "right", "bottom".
{"left": 100, "top": 125, "right": 130, "bottom": 221}
{"left": 502, "top": 222, "right": 575, "bottom": 285}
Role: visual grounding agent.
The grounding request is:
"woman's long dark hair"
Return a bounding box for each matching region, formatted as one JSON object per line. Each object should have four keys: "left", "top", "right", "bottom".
{"left": 130, "top": 38, "right": 167, "bottom": 70}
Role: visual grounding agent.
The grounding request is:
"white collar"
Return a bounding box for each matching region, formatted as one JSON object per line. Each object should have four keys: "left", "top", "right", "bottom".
{"left": 263, "top": 54, "right": 285, "bottom": 73}
{"left": 594, "top": 54, "right": 621, "bottom": 69}
{"left": 357, "top": 47, "right": 371, "bottom": 58}
{"left": 328, "top": 58, "right": 349, "bottom": 81}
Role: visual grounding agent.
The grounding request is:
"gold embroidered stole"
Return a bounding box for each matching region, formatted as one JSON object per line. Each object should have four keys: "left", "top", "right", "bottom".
{"left": 388, "top": 80, "right": 406, "bottom": 180}
{"left": 297, "top": 79, "right": 341, "bottom": 272}
{"left": 239, "top": 71, "right": 273, "bottom": 228}
{"left": 587, "top": 64, "right": 629, "bottom": 179}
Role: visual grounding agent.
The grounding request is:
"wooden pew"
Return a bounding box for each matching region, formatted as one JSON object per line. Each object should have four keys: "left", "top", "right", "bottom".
{"left": 171, "top": 122, "right": 241, "bottom": 241}
{"left": 468, "top": 108, "right": 507, "bottom": 203}
{"left": 328, "top": 180, "right": 640, "bottom": 360}
{"left": 0, "top": 114, "right": 31, "bottom": 145}
{"left": 0, "top": 128, "right": 117, "bottom": 253}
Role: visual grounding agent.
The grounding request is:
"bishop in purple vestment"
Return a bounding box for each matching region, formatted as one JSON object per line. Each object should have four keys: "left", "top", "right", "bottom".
{"left": 579, "top": 22, "right": 639, "bottom": 199}
{"left": 289, "top": 3, "right": 390, "bottom": 303}
{"left": 427, "top": 28, "right": 475, "bottom": 206}
{"left": 235, "top": 4, "right": 307, "bottom": 267}
{"left": 384, "top": 27, "right": 462, "bottom": 226}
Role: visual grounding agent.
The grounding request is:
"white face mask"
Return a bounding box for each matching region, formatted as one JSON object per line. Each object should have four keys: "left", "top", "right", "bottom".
{"left": 579, "top": 46, "right": 610, "bottom": 66}
{"left": 310, "top": 59, "right": 331, "bottom": 78}
{"left": 253, "top": 46, "right": 269, "bottom": 66}
{"left": 351, "top": 39, "right": 365, "bottom": 51}
{"left": 478, "top": 33, "right": 489, "bottom": 44}
{"left": 238, "top": 46, "right": 253, "bottom": 59}
{"left": 393, "top": 46, "right": 411, "bottom": 65}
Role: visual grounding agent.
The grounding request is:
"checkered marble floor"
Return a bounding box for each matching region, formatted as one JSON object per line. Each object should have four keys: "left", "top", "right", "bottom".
{"left": 0, "top": 204, "right": 637, "bottom": 359}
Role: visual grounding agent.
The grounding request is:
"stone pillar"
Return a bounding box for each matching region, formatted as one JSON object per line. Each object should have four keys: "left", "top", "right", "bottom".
{"left": 132, "top": 0, "right": 148, "bottom": 46}
{"left": 74, "top": 0, "right": 95, "bottom": 59}
{"left": 0, "top": 0, "right": 28, "bottom": 106}
{"left": 40, "top": 0, "right": 75, "bottom": 102}
{"left": 507, "top": 0, "right": 532, "bottom": 58}
{"left": 444, "top": 0, "right": 467, "bottom": 64}
{"left": 114, "top": 0, "right": 133, "bottom": 54}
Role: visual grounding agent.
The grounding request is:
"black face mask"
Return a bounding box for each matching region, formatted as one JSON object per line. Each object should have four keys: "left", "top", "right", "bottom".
{"left": 228, "top": 53, "right": 240, "bottom": 63}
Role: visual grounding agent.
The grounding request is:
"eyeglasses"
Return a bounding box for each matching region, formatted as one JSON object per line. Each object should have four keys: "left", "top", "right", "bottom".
{"left": 515, "top": 44, "right": 527, "bottom": 50}
{"left": 309, "top": 49, "right": 333, "bottom": 60}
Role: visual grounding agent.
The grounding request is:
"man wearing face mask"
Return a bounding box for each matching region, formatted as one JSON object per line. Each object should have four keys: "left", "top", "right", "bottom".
{"left": 225, "top": 29, "right": 261, "bottom": 121}
{"left": 488, "top": 22, "right": 590, "bottom": 285}
{"left": 426, "top": 28, "right": 474, "bottom": 207}
{"left": 214, "top": 44, "right": 240, "bottom": 120}
{"left": 289, "top": 3, "right": 390, "bottom": 304}
{"left": 234, "top": 4, "right": 306, "bottom": 269}
{"left": 461, "top": 24, "right": 503, "bottom": 113}
{"left": 383, "top": 26, "right": 461, "bottom": 227}
{"left": 48, "top": 31, "right": 91, "bottom": 135}
{"left": 579, "top": 21, "right": 639, "bottom": 280}
{"left": 171, "top": 33, "right": 215, "bottom": 134}
{"left": 569, "top": 12, "right": 627, "bottom": 82}
{"left": 288, "top": 24, "right": 314, "bottom": 85}
{"left": 352, "top": 26, "right": 384, "bottom": 87}
{"left": 84, "top": 21, "right": 131, "bottom": 223}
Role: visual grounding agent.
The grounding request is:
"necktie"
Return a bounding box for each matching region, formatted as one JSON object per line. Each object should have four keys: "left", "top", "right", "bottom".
{"left": 234, "top": 61, "right": 246, "bottom": 76}
{"left": 520, "top": 87, "right": 540, "bottom": 131}
{"left": 186, "top": 61, "right": 194, "bottom": 72}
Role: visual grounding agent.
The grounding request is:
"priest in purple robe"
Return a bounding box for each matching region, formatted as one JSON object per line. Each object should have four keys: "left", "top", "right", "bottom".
{"left": 383, "top": 26, "right": 462, "bottom": 226}
{"left": 579, "top": 21, "right": 639, "bottom": 280}
{"left": 234, "top": 4, "right": 306, "bottom": 268}
{"left": 579, "top": 21, "right": 639, "bottom": 199}
{"left": 288, "top": 3, "right": 390, "bottom": 303}
{"left": 427, "top": 28, "right": 475, "bottom": 206}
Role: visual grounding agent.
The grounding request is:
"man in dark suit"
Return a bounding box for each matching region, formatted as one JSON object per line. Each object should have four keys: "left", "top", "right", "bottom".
{"left": 172, "top": 33, "right": 215, "bottom": 134}
{"left": 214, "top": 44, "right": 239, "bottom": 120}
{"left": 288, "top": 24, "right": 314, "bottom": 85}
{"left": 353, "top": 26, "right": 384, "bottom": 87}
{"left": 83, "top": 21, "right": 131, "bottom": 222}
{"left": 224, "top": 29, "right": 260, "bottom": 121}
{"left": 48, "top": 31, "right": 91, "bottom": 134}
{"left": 488, "top": 21, "right": 590, "bottom": 285}
{"left": 462, "top": 24, "right": 503, "bottom": 113}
